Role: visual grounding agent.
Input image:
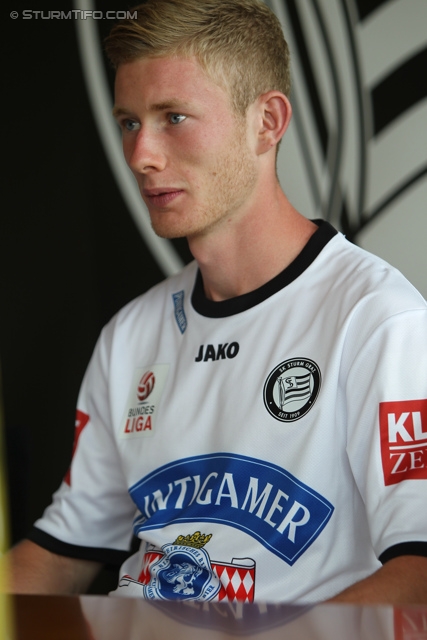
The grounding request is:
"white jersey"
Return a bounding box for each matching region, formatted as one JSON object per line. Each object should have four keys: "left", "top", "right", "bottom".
{"left": 31, "top": 222, "right": 427, "bottom": 603}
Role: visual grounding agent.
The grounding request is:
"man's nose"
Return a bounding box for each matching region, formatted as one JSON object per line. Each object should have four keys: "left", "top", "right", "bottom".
{"left": 126, "top": 128, "right": 166, "bottom": 174}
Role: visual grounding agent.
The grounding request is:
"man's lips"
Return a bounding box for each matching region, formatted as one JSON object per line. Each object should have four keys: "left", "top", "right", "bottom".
{"left": 142, "top": 187, "right": 184, "bottom": 208}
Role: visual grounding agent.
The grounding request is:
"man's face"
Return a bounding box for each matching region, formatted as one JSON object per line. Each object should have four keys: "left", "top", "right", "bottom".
{"left": 114, "top": 56, "right": 258, "bottom": 241}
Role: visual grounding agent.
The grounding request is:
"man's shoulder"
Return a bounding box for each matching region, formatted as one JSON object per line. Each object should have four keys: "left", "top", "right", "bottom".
{"left": 105, "top": 260, "right": 198, "bottom": 332}
{"left": 324, "top": 231, "right": 426, "bottom": 311}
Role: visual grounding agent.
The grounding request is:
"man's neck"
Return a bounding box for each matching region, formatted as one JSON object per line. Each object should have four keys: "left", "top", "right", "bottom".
{"left": 187, "top": 185, "right": 317, "bottom": 302}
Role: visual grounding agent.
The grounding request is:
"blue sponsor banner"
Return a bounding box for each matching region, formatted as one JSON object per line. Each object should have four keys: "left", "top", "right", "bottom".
{"left": 130, "top": 454, "right": 334, "bottom": 565}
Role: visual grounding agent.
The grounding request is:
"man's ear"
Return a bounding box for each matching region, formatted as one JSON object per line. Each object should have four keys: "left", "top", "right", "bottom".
{"left": 255, "top": 91, "right": 292, "bottom": 155}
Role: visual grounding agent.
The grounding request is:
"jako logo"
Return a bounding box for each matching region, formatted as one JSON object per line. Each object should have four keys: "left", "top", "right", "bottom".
{"left": 195, "top": 342, "right": 240, "bottom": 362}
{"left": 379, "top": 399, "right": 427, "bottom": 485}
{"left": 138, "top": 371, "right": 156, "bottom": 402}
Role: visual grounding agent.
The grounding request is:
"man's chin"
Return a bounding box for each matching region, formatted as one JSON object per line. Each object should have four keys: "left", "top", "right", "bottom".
{"left": 150, "top": 222, "right": 188, "bottom": 240}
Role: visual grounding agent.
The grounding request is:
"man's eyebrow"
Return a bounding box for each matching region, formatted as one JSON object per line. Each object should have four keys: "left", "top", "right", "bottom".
{"left": 112, "top": 100, "right": 191, "bottom": 119}
{"left": 112, "top": 106, "right": 131, "bottom": 119}
{"left": 151, "top": 100, "right": 191, "bottom": 111}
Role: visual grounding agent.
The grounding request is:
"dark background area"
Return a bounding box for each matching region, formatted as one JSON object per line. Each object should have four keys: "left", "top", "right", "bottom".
{"left": 1, "top": 2, "right": 192, "bottom": 592}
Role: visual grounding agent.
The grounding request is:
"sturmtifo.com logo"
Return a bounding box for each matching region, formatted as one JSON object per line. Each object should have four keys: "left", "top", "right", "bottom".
{"left": 263, "top": 358, "right": 321, "bottom": 422}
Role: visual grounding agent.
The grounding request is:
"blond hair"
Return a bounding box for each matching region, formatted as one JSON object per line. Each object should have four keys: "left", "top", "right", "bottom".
{"left": 104, "top": 0, "right": 290, "bottom": 116}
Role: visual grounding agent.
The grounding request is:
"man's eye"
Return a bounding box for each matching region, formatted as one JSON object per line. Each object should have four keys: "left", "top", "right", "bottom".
{"left": 122, "top": 119, "right": 140, "bottom": 132}
{"left": 169, "top": 114, "right": 186, "bottom": 125}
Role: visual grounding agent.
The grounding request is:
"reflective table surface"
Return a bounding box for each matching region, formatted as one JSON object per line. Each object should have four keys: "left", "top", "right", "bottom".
{"left": 8, "top": 594, "right": 427, "bottom": 640}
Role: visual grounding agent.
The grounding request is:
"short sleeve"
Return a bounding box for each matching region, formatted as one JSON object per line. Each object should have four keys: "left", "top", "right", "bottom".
{"left": 30, "top": 324, "right": 137, "bottom": 564}
{"left": 344, "top": 308, "right": 427, "bottom": 560}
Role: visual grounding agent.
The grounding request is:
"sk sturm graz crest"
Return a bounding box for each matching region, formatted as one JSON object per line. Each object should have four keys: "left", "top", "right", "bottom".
{"left": 264, "top": 358, "right": 321, "bottom": 422}
{"left": 118, "top": 531, "right": 256, "bottom": 602}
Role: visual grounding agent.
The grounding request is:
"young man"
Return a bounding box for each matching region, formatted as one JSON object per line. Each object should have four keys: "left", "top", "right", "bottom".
{"left": 6, "top": 0, "right": 427, "bottom": 603}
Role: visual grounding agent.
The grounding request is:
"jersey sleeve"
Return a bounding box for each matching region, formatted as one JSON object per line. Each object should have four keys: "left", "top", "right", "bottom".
{"left": 344, "top": 306, "right": 427, "bottom": 562}
{"left": 29, "top": 322, "right": 137, "bottom": 565}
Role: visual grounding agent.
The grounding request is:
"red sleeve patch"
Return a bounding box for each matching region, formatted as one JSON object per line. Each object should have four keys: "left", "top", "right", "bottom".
{"left": 64, "top": 410, "right": 90, "bottom": 486}
{"left": 379, "top": 400, "right": 427, "bottom": 486}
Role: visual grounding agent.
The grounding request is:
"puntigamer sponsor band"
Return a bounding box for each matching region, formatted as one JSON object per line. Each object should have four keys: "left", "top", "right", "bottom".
{"left": 131, "top": 454, "right": 333, "bottom": 564}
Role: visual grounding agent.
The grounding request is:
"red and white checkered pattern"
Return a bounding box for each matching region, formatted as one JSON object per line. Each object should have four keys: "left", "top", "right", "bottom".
{"left": 212, "top": 561, "right": 255, "bottom": 602}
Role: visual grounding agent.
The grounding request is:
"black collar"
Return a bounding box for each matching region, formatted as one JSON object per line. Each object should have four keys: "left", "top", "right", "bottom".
{"left": 191, "top": 220, "right": 338, "bottom": 318}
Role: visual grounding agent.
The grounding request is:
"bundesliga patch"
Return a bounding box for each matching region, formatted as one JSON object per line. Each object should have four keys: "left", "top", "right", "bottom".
{"left": 118, "top": 531, "right": 255, "bottom": 603}
{"left": 379, "top": 399, "right": 427, "bottom": 485}
{"left": 120, "top": 364, "right": 169, "bottom": 438}
{"left": 263, "top": 358, "right": 321, "bottom": 422}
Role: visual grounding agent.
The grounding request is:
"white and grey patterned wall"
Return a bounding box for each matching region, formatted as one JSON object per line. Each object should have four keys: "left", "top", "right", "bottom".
{"left": 271, "top": 0, "right": 427, "bottom": 296}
